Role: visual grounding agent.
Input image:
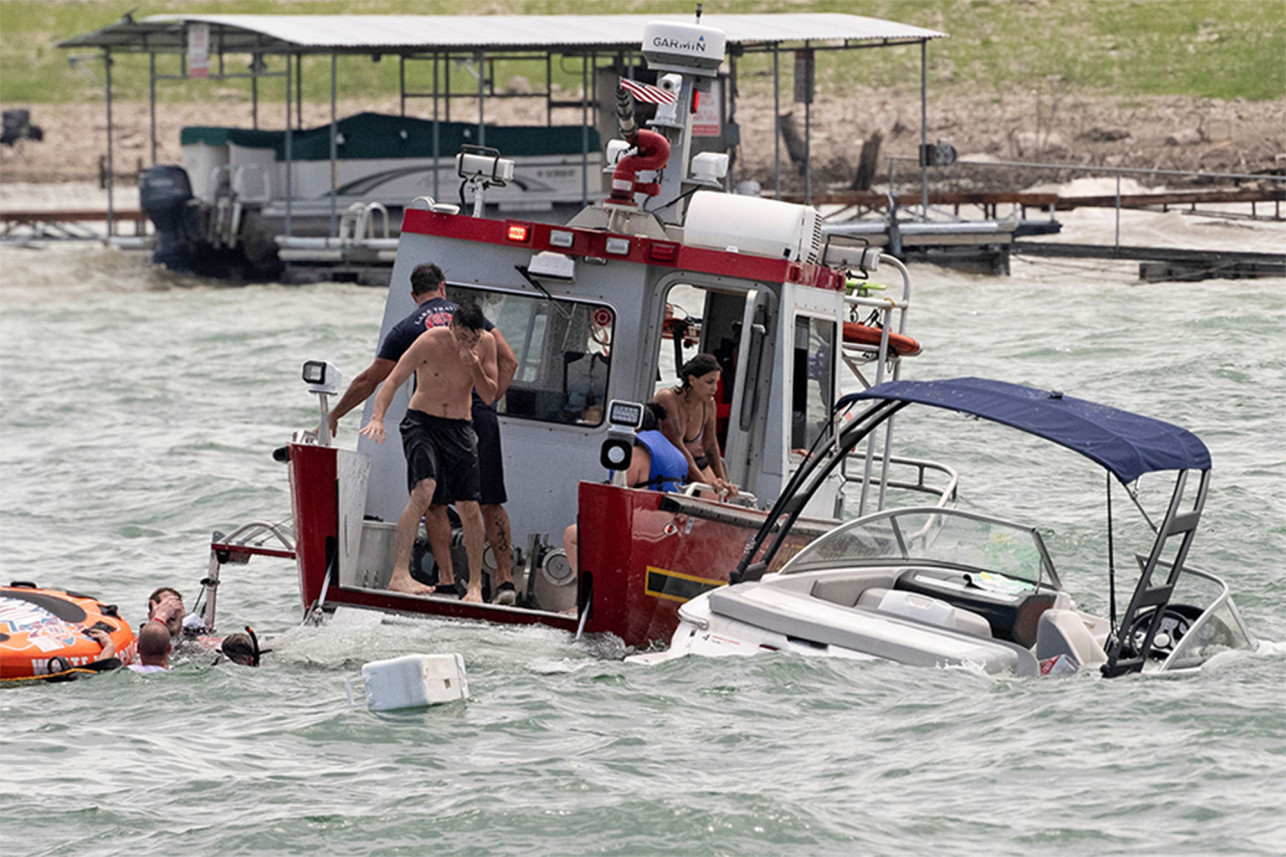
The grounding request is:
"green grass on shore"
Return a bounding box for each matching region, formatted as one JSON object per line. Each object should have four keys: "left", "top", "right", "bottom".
{"left": 1, "top": 0, "right": 1282, "bottom": 106}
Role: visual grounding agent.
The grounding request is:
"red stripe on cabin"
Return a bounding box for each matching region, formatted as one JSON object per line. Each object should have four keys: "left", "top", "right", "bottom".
{"left": 400, "top": 209, "right": 843, "bottom": 292}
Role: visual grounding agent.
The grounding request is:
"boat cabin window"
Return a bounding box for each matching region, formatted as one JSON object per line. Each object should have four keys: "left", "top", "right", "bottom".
{"left": 447, "top": 285, "right": 612, "bottom": 427}
{"left": 792, "top": 315, "right": 836, "bottom": 451}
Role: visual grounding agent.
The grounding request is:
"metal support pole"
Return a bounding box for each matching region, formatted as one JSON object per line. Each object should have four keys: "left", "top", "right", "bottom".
{"left": 582, "top": 52, "right": 590, "bottom": 205}
{"left": 727, "top": 51, "right": 737, "bottom": 190}
{"left": 476, "top": 50, "right": 486, "bottom": 148}
{"left": 773, "top": 44, "right": 780, "bottom": 200}
{"left": 329, "top": 53, "right": 338, "bottom": 240}
{"left": 296, "top": 54, "right": 303, "bottom": 129}
{"left": 920, "top": 41, "right": 928, "bottom": 220}
{"left": 804, "top": 41, "right": 812, "bottom": 206}
{"left": 104, "top": 48, "right": 115, "bottom": 240}
{"left": 285, "top": 54, "right": 293, "bottom": 237}
{"left": 251, "top": 54, "right": 259, "bottom": 129}
{"left": 433, "top": 54, "right": 440, "bottom": 201}
{"left": 399, "top": 56, "right": 406, "bottom": 117}
{"left": 1115, "top": 173, "right": 1122, "bottom": 249}
{"left": 149, "top": 52, "right": 157, "bottom": 165}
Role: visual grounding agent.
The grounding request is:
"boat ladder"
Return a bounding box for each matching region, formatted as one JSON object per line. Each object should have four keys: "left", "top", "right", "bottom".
{"left": 1102, "top": 468, "right": 1209, "bottom": 676}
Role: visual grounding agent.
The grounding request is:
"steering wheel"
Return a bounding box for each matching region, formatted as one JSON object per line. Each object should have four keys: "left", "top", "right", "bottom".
{"left": 1123, "top": 605, "right": 1200, "bottom": 659}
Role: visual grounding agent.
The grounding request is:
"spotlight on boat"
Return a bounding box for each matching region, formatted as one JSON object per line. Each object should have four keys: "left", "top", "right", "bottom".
{"left": 600, "top": 400, "right": 645, "bottom": 478}
{"left": 457, "top": 146, "right": 515, "bottom": 216}
{"left": 529, "top": 251, "right": 575, "bottom": 281}
{"left": 302, "top": 360, "right": 341, "bottom": 395}
{"left": 456, "top": 148, "right": 514, "bottom": 184}
{"left": 302, "top": 360, "right": 342, "bottom": 446}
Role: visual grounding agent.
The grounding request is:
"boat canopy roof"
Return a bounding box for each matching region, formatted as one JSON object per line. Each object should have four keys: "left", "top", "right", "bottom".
{"left": 59, "top": 13, "right": 944, "bottom": 54}
{"left": 841, "top": 377, "right": 1211, "bottom": 484}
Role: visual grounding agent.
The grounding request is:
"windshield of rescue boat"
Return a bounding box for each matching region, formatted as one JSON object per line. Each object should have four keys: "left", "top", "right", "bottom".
{"left": 447, "top": 284, "right": 614, "bottom": 427}
{"left": 780, "top": 507, "right": 1059, "bottom": 588}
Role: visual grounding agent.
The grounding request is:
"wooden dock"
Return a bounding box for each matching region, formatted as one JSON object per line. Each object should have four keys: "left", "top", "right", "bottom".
{"left": 1011, "top": 242, "right": 1286, "bottom": 282}
{"left": 793, "top": 186, "right": 1286, "bottom": 220}
{"left": 1, "top": 208, "right": 148, "bottom": 240}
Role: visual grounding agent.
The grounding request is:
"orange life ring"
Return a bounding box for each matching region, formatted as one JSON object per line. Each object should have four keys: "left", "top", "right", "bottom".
{"left": 842, "top": 321, "right": 922, "bottom": 357}
{"left": 0, "top": 585, "right": 136, "bottom": 680}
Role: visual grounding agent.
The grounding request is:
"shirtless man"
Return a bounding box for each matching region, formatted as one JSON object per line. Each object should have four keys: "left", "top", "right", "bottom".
{"left": 327, "top": 263, "right": 520, "bottom": 603}
{"left": 360, "top": 303, "right": 498, "bottom": 602}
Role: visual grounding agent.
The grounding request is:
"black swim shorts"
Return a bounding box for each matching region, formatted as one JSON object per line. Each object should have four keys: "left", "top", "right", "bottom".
{"left": 399, "top": 409, "right": 480, "bottom": 502}
{"left": 433, "top": 402, "right": 507, "bottom": 506}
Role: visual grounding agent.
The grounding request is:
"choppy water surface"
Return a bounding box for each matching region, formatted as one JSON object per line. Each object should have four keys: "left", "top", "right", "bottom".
{"left": 2, "top": 207, "right": 1284, "bottom": 855}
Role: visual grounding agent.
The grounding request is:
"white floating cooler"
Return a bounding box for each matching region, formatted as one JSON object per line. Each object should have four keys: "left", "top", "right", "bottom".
{"left": 361, "top": 653, "right": 469, "bottom": 711}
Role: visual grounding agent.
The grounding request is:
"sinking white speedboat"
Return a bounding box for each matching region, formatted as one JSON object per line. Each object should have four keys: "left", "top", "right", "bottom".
{"left": 635, "top": 377, "right": 1258, "bottom": 676}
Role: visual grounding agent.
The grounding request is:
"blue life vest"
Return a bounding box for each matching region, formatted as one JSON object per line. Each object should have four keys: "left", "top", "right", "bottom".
{"left": 633, "top": 430, "right": 688, "bottom": 493}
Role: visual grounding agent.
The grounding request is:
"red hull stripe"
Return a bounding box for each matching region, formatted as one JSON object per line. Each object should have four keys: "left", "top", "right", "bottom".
{"left": 400, "top": 209, "right": 844, "bottom": 292}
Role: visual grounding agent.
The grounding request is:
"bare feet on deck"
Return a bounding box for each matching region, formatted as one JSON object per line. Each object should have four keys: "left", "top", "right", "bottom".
{"left": 386, "top": 569, "right": 434, "bottom": 595}
{"left": 462, "top": 587, "right": 484, "bottom": 604}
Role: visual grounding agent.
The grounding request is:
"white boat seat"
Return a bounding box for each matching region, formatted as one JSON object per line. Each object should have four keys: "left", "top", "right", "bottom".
{"left": 872, "top": 589, "right": 993, "bottom": 639}
{"left": 809, "top": 577, "right": 868, "bottom": 607}
{"left": 1036, "top": 608, "right": 1108, "bottom": 667}
{"left": 855, "top": 586, "right": 889, "bottom": 609}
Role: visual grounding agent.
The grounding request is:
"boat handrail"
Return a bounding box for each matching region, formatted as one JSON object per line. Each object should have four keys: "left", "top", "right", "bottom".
{"left": 1142, "top": 564, "right": 1258, "bottom": 671}
{"left": 678, "top": 482, "right": 759, "bottom": 508}
{"left": 841, "top": 453, "right": 959, "bottom": 510}
{"left": 844, "top": 293, "right": 910, "bottom": 312}
{"left": 354, "top": 202, "right": 390, "bottom": 241}
{"left": 211, "top": 519, "right": 296, "bottom": 556}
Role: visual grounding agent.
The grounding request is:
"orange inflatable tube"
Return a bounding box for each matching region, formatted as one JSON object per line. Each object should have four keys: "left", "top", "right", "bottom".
{"left": 0, "top": 584, "right": 136, "bottom": 680}
{"left": 842, "top": 321, "right": 922, "bottom": 358}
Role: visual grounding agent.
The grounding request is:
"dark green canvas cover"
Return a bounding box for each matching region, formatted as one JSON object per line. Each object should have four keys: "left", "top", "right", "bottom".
{"left": 180, "top": 112, "right": 601, "bottom": 161}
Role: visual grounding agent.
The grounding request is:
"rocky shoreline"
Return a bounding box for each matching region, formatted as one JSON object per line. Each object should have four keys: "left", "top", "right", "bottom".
{"left": 1, "top": 88, "right": 1282, "bottom": 194}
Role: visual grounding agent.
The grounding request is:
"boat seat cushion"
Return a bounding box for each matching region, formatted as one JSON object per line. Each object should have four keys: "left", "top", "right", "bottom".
{"left": 1036, "top": 608, "right": 1109, "bottom": 667}
{"left": 855, "top": 587, "right": 890, "bottom": 609}
{"left": 874, "top": 589, "right": 993, "bottom": 639}
{"left": 809, "top": 577, "right": 868, "bottom": 607}
{"left": 893, "top": 569, "right": 1055, "bottom": 648}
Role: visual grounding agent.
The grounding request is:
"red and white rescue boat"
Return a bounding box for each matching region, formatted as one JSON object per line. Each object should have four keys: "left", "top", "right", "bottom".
{"left": 213, "top": 18, "right": 957, "bottom": 649}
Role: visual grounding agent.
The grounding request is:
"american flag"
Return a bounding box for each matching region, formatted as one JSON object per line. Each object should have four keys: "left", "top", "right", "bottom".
{"left": 619, "top": 77, "right": 678, "bottom": 105}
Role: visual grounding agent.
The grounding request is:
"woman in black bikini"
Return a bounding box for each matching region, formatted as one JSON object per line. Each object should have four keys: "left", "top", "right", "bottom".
{"left": 655, "top": 353, "right": 737, "bottom": 496}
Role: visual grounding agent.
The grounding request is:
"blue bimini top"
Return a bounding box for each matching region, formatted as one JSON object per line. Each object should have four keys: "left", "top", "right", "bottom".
{"left": 841, "top": 377, "right": 1211, "bottom": 485}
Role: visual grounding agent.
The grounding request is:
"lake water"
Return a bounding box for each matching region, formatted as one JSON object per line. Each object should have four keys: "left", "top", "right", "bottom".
{"left": 1, "top": 201, "right": 1283, "bottom": 856}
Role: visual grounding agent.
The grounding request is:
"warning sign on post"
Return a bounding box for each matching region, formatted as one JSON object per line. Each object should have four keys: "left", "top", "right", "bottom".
{"left": 188, "top": 23, "right": 210, "bottom": 79}
{"left": 691, "top": 80, "right": 722, "bottom": 137}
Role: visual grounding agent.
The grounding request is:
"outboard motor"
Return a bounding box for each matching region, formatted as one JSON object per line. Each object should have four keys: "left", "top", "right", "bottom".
{"left": 139, "top": 165, "right": 197, "bottom": 271}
